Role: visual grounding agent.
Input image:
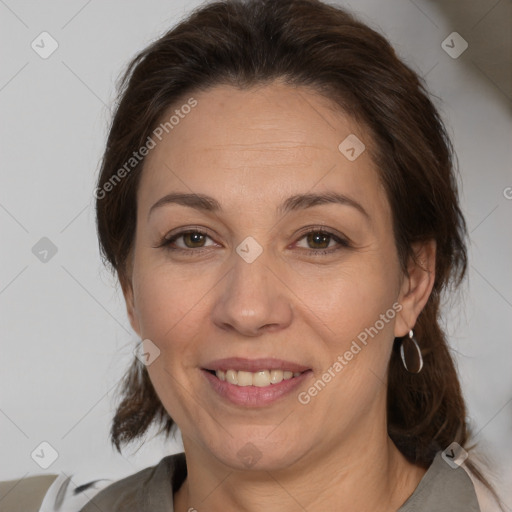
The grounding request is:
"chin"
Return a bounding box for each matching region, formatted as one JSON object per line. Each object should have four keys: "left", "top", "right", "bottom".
{"left": 205, "top": 430, "right": 308, "bottom": 472}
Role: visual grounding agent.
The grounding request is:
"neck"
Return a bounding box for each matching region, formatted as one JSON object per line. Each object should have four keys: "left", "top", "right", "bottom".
{"left": 174, "top": 420, "right": 426, "bottom": 512}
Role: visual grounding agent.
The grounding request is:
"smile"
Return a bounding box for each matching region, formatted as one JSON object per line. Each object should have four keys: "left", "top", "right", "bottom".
{"left": 211, "top": 369, "right": 302, "bottom": 387}
{"left": 201, "top": 359, "right": 312, "bottom": 407}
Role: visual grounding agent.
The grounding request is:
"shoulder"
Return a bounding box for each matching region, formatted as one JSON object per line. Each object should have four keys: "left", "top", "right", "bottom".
{"left": 77, "top": 461, "right": 161, "bottom": 511}
{"left": 78, "top": 452, "right": 186, "bottom": 512}
{"left": 0, "top": 475, "right": 59, "bottom": 512}
{"left": 4, "top": 452, "right": 186, "bottom": 512}
{"left": 0, "top": 473, "right": 112, "bottom": 512}
{"left": 398, "top": 451, "right": 482, "bottom": 512}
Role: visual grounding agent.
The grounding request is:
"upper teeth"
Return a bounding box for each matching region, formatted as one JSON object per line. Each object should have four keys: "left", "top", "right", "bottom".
{"left": 216, "top": 369, "right": 302, "bottom": 387}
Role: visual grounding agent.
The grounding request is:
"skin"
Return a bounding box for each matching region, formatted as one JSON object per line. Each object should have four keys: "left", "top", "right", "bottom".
{"left": 122, "top": 81, "right": 436, "bottom": 512}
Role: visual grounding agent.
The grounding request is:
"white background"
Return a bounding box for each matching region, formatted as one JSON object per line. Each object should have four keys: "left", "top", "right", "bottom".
{"left": 1, "top": 0, "right": 511, "bottom": 507}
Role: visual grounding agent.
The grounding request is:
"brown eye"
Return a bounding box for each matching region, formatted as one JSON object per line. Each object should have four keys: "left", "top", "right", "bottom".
{"left": 182, "top": 232, "right": 207, "bottom": 248}
{"left": 159, "top": 229, "right": 216, "bottom": 251}
{"left": 305, "top": 232, "right": 332, "bottom": 249}
{"left": 294, "top": 229, "right": 350, "bottom": 255}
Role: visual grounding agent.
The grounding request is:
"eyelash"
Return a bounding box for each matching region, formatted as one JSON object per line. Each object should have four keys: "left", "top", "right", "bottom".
{"left": 156, "top": 226, "right": 351, "bottom": 257}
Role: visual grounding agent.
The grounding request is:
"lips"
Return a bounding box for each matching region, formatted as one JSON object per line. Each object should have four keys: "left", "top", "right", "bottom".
{"left": 201, "top": 357, "right": 312, "bottom": 406}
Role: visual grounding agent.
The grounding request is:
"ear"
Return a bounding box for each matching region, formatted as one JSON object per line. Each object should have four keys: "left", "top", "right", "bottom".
{"left": 394, "top": 239, "right": 436, "bottom": 338}
{"left": 119, "top": 271, "right": 142, "bottom": 338}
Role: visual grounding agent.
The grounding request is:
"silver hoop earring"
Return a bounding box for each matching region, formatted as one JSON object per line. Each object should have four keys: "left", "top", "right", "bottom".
{"left": 400, "top": 329, "right": 423, "bottom": 373}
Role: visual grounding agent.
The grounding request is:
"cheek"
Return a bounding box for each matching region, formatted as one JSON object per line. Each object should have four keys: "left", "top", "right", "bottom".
{"left": 294, "top": 263, "right": 399, "bottom": 420}
{"left": 132, "top": 263, "right": 209, "bottom": 344}
{"left": 289, "top": 256, "right": 399, "bottom": 345}
{"left": 131, "top": 267, "right": 209, "bottom": 415}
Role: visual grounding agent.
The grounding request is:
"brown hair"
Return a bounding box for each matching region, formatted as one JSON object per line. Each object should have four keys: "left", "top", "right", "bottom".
{"left": 95, "top": 0, "right": 496, "bottom": 499}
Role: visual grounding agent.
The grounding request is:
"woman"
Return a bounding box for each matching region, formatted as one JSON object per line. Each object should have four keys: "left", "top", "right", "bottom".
{"left": 35, "top": 0, "right": 502, "bottom": 510}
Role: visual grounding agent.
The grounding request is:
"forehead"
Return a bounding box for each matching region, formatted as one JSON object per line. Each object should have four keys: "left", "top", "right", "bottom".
{"left": 139, "top": 82, "right": 387, "bottom": 219}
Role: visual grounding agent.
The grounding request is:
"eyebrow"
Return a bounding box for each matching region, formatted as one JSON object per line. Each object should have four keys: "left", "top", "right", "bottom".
{"left": 148, "top": 191, "right": 370, "bottom": 221}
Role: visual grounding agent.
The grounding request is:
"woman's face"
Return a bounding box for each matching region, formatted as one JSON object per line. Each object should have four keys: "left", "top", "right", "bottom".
{"left": 123, "top": 82, "right": 421, "bottom": 470}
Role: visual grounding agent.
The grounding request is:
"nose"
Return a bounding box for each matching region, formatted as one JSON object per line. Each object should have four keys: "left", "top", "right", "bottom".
{"left": 211, "top": 248, "right": 293, "bottom": 337}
